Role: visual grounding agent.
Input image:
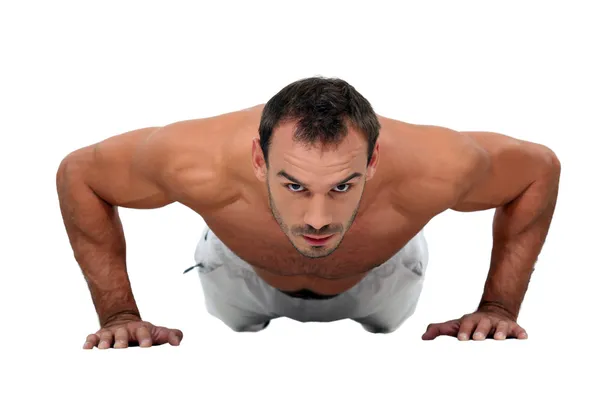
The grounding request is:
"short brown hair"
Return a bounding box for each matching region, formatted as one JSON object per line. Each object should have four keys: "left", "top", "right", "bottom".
{"left": 259, "top": 76, "right": 380, "bottom": 167}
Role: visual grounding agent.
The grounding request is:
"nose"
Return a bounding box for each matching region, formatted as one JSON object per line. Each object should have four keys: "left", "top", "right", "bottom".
{"left": 303, "top": 196, "right": 332, "bottom": 231}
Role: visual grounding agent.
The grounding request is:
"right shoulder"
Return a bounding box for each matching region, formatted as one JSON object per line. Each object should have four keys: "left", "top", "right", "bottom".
{"left": 135, "top": 106, "right": 262, "bottom": 210}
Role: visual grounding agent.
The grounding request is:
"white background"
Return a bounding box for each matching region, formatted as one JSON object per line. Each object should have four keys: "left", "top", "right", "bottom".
{"left": 1, "top": 0, "right": 598, "bottom": 399}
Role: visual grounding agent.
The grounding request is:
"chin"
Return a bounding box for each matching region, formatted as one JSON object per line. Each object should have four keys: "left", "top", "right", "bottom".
{"left": 300, "top": 249, "right": 334, "bottom": 259}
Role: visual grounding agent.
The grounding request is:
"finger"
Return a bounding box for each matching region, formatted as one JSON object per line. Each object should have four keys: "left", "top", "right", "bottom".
{"left": 458, "top": 316, "right": 479, "bottom": 341}
{"left": 98, "top": 330, "right": 114, "bottom": 349}
{"left": 83, "top": 334, "right": 99, "bottom": 349}
{"left": 168, "top": 329, "right": 184, "bottom": 346}
{"left": 422, "top": 320, "right": 460, "bottom": 340}
{"left": 473, "top": 318, "right": 493, "bottom": 341}
{"left": 151, "top": 326, "right": 172, "bottom": 345}
{"left": 135, "top": 326, "right": 153, "bottom": 348}
{"left": 509, "top": 323, "right": 528, "bottom": 340}
{"left": 152, "top": 327, "right": 183, "bottom": 346}
{"left": 113, "top": 327, "right": 129, "bottom": 349}
{"left": 493, "top": 321, "right": 509, "bottom": 340}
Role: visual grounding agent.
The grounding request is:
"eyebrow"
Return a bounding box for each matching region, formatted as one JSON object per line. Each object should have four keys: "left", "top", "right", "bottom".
{"left": 276, "top": 170, "right": 363, "bottom": 188}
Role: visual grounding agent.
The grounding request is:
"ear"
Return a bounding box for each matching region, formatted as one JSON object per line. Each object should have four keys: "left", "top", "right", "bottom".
{"left": 365, "top": 141, "right": 380, "bottom": 181}
{"left": 252, "top": 137, "right": 267, "bottom": 182}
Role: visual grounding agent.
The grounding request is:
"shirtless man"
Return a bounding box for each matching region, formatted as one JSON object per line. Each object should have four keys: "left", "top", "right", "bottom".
{"left": 56, "top": 77, "right": 561, "bottom": 349}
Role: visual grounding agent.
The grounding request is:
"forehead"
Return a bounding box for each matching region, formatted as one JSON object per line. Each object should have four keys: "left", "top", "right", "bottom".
{"left": 269, "top": 121, "right": 368, "bottom": 166}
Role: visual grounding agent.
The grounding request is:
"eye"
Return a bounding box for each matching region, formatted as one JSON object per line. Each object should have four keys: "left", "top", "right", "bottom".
{"left": 286, "top": 183, "right": 305, "bottom": 192}
{"left": 333, "top": 184, "right": 352, "bottom": 193}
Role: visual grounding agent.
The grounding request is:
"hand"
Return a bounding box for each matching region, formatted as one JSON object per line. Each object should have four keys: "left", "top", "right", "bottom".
{"left": 83, "top": 317, "right": 183, "bottom": 349}
{"left": 421, "top": 310, "right": 528, "bottom": 341}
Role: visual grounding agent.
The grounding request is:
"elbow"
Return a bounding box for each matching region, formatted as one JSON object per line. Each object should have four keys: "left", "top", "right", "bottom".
{"left": 56, "top": 156, "right": 71, "bottom": 184}
{"left": 538, "top": 146, "right": 561, "bottom": 178}
{"left": 56, "top": 146, "right": 94, "bottom": 181}
{"left": 56, "top": 154, "right": 78, "bottom": 182}
{"left": 547, "top": 149, "right": 561, "bottom": 175}
{"left": 56, "top": 151, "right": 87, "bottom": 190}
{"left": 57, "top": 155, "right": 71, "bottom": 173}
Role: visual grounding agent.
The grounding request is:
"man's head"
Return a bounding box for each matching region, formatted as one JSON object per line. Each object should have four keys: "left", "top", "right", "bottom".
{"left": 252, "top": 76, "right": 381, "bottom": 258}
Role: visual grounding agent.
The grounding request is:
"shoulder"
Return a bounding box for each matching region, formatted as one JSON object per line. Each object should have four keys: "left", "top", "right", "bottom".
{"left": 379, "top": 117, "right": 489, "bottom": 214}
{"left": 135, "top": 105, "right": 264, "bottom": 209}
{"left": 416, "top": 124, "right": 490, "bottom": 192}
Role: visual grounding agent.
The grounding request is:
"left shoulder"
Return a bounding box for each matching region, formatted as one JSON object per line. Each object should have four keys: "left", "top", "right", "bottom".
{"left": 380, "top": 117, "right": 560, "bottom": 215}
{"left": 397, "top": 121, "right": 492, "bottom": 187}
{"left": 419, "top": 126, "right": 493, "bottom": 208}
{"left": 379, "top": 117, "right": 488, "bottom": 174}
{"left": 421, "top": 125, "right": 490, "bottom": 178}
{"left": 433, "top": 128, "right": 492, "bottom": 193}
{"left": 381, "top": 120, "right": 490, "bottom": 214}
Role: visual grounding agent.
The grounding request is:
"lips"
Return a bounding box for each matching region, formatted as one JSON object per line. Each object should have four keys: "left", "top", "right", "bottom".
{"left": 303, "top": 234, "right": 334, "bottom": 245}
{"left": 304, "top": 235, "right": 332, "bottom": 240}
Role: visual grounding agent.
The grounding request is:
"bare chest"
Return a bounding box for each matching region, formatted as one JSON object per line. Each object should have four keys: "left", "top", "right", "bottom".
{"left": 199, "top": 198, "right": 426, "bottom": 293}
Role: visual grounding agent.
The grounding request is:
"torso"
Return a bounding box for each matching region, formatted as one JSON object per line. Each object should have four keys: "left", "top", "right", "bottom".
{"left": 200, "top": 186, "right": 427, "bottom": 294}
{"left": 175, "top": 105, "right": 457, "bottom": 295}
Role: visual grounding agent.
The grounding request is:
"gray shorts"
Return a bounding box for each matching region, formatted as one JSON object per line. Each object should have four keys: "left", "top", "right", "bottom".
{"left": 186, "top": 225, "right": 429, "bottom": 333}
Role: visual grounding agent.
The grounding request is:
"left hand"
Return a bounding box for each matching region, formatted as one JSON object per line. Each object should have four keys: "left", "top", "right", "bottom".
{"left": 421, "top": 310, "right": 528, "bottom": 341}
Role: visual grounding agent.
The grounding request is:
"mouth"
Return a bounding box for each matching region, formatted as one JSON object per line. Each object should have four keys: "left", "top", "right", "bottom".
{"left": 302, "top": 234, "right": 334, "bottom": 246}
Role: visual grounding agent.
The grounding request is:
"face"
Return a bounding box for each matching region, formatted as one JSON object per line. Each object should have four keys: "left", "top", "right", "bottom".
{"left": 252, "top": 121, "right": 379, "bottom": 258}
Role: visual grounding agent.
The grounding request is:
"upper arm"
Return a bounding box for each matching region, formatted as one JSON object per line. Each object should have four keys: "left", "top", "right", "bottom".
{"left": 59, "top": 126, "right": 175, "bottom": 209}
{"left": 61, "top": 119, "right": 230, "bottom": 210}
{"left": 451, "top": 131, "right": 560, "bottom": 212}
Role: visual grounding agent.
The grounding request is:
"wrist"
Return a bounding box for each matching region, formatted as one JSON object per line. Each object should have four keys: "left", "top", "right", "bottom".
{"left": 101, "top": 310, "right": 142, "bottom": 328}
{"left": 477, "top": 300, "right": 517, "bottom": 321}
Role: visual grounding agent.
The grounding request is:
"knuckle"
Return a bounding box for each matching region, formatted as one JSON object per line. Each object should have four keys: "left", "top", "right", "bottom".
{"left": 114, "top": 332, "right": 129, "bottom": 340}
{"left": 135, "top": 327, "right": 151, "bottom": 339}
{"left": 99, "top": 331, "right": 114, "bottom": 339}
{"left": 127, "top": 320, "right": 143, "bottom": 328}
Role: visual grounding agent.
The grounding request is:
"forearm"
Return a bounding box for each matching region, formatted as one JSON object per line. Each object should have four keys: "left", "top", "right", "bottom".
{"left": 56, "top": 158, "right": 141, "bottom": 327}
{"left": 478, "top": 166, "right": 561, "bottom": 320}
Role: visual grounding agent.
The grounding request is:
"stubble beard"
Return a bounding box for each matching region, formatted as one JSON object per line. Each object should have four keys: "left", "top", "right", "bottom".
{"left": 266, "top": 178, "right": 363, "bottom": 259}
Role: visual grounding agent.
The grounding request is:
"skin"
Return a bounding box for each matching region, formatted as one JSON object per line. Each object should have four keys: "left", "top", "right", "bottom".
{"left": 256, "top": 120, "right": 372, "bottom": 259}
{"left": 56, "top": 104, "right": 561, "bottom": 348}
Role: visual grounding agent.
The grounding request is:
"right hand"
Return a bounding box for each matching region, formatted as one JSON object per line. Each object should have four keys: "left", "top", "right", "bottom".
{"left": 83, "top": 317, "right": 183, "bottom": 349}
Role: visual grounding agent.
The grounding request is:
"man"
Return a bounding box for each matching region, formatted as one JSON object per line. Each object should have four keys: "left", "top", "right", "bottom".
{"left": 56, "top": 77, "right": 561, "bottom": 349}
